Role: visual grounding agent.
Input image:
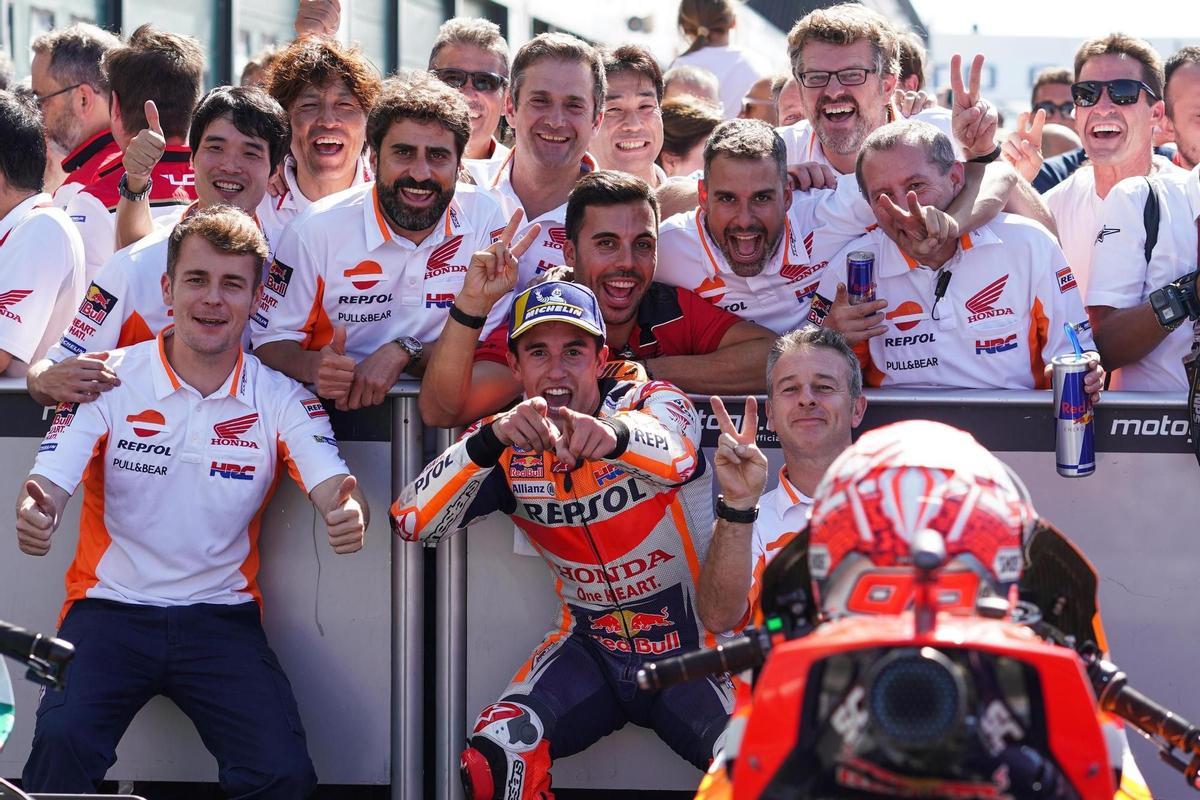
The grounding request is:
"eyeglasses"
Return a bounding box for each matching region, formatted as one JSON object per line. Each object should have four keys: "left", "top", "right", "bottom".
{"left": 432, "top": 68, "right": 507, "bottom": 93}
{"left": 1071, "top": 79, "right": 1159, "bottom": 107}
{"left": 33, "top": 83, "right": 83, "bottom": 107}
{"left": 1032, "top": 100, "right": 1075, "bottom": 118}
{"left": 797, "top": 67, "right": 877, "bottom": 89}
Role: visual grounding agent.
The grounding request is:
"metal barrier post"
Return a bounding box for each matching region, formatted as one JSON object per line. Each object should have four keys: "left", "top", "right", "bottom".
{"left": 392, "top": 392, "right": 425, "bottom": 799}
{"left": 436, "top": 426, "right": 467, "bottom": 800}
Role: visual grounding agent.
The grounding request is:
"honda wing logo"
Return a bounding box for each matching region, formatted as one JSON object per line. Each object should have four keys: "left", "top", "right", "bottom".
{"left": 965, "top": 275, "right": 1014, "bottom": 324}
{"left": 0, "top": 289, "right": 32, "bottom": 322}
{"left": 213, "top": 412, "right": 259, "bottom": 441}
{"left": 426, "top": 235, "right": 464, "bottom": 271}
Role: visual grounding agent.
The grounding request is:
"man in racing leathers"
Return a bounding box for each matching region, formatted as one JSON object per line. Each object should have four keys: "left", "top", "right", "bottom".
{"left": 391, "top": 279, "right": 731, "bottom": 799}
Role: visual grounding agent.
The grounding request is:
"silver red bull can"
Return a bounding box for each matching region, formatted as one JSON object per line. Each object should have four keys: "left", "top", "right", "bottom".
{"left": 1052, "top": 354, "right": 1095, "bottom": 477}
{"left": 846, "top": 251, "right": 876, "bottom": 305}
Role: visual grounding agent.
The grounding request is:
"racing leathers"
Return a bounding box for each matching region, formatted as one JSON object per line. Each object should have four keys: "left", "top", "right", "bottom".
{"left": 392, "top": 376, "right": 733, "bottom": 799}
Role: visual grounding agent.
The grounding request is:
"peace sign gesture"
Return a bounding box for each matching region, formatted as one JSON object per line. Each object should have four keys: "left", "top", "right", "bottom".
{"left": 874, "top": 190, "right": 959, "bottom": 263}
{"left": 459, "top": 209, "right": 542, "bottom": 316}
{"left": 1001, "top": 109, "right": 1047, "bottom": 182}
{"left": 710, "top": 395, "right": 768, "bottom": 511}
{"left": 950, "top": 53, "right": 999, "bottom": 160}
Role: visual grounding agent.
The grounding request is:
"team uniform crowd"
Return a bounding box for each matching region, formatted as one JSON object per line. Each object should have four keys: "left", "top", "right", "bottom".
{"left": 1, "top": 0, "right": 1195, "bottom": 795}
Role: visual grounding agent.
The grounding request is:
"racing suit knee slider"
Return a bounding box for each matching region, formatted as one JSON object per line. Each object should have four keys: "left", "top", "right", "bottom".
{"left": 463, "top": 701, "right": 554, "bottom": 799}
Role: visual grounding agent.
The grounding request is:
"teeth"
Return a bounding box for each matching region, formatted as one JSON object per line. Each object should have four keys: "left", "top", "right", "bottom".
{"left": 545, "top": 388, "right": 569, "bottom": 396}
{"left": 213, "top": 180, "right": 243, "bottom": 191}
{"left": 823, "top": 103, "right": 854, "bottom": 115}
{"left": 732, "top": 234, "right": 758, "bottom": 241}
{"left": 615, "top": 141, "right": 646, "bottom": 150}
{"left": 403, "top": 188, "right": 433, "bottom": 196}
{"left": 1092, "top": 124, "right": 1121, "bottom": 134}
{"left": 606, "top": 279, "right": 636, "bottom": 288}
{"left": 539, "top": 134, "right": 568, "bottom": 143}
{"left": 314, "top": 136, "right": 343, "bottom": 145}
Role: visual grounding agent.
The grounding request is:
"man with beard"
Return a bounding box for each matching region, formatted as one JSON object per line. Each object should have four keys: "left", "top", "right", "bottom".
{"left": 30, "top": 24, "right": 120, "bottom": 211}
{"left": 27, "top": 85, "right": 290, "bottom": 406}
{"left": 428, "top": 18, "right": 512, "bottom": 185}
{"left": 654, "top": 119, "right": 1017, "bottom": 335}
{"left": 253, "top": 73, "right": 512, "bottom": 411}
{"left": 418, "top": 170, "right": 776, "bottom": 427}
{"left": 482, "top": 32, "right": 605, "bottom": 288}
{"left": 777, "top": 3, "right": 998, "bottom": 173}
{"left": 1044, "top": 34, "right": 1180, "bottom": 298}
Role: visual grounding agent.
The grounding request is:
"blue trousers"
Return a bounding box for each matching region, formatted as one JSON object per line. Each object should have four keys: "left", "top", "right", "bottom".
{"left": 22, "top": 599, "right": 317, "bottom": 798}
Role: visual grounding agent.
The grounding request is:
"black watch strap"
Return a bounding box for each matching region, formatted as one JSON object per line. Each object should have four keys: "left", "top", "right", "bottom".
{"left": 118, "top": 173, "right": 153, "bottom": 202}
{"left": 716, "top": 494, "right": 758, "bottom": 523}
{"left": 968, "top": 145, "right": 1002, "bottom": 164}
{"left": 449, "top": 303, "right": 488, "bottom": 329}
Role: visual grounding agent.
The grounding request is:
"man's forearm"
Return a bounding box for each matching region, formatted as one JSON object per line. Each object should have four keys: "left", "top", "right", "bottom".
{"left": 1090, "top": 304, "right": 1169, "bottom": 371}
{"left": 114, "top": 192, "right": 155, "bottom": 251}
{"left": 1003, "top": 175, "right": 1057, "bottom": 234}
{"left": 647, "top": 339, "right": 772, "bottom": 394}
{"left": 697, "top": 519, "right": 754, "bottom": 634}
{"left": 26, "top": 360, "right": 60, "bottom": 406}
{"left": 255, "top": 340, "right": 320, "bottom": 384}
{"left": 419, "top": 318, "right": 489, "bottom": 425}
{"left": 948, "top": 161, "right": 1015, "bottom": 233}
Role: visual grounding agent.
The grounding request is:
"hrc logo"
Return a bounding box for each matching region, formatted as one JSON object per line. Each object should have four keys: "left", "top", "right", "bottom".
{"left": 425, "top": 292, "right": 455, "bottom": 308}
{"left": 975, "top": 334, "right": 1018, "bottom": 355}
{"left": 209, "top": 461, "right": 255, "bottom": 480}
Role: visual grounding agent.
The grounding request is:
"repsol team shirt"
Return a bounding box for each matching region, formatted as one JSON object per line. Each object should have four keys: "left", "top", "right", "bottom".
{"left": 255, "top": 153, "right": 372, "bottom": 240}
{"left": 484, "top": 148, "right": 596, "bottom": 290}
{"left": 655, "top": 174, "right": 875, "bottom": 334}
{"left": 745, "top": 468, "right": 813, "bottom": 623}
{"left": 52, "top": 129, "right": 121, "bottom": 211}
{"left": 0, "top": 193, "right": 86, "bottom": 370}
{"left": 776, "top": 107, "right": 962, "bottom": 172}
{"left": 65, "top": 145, "right": 197, "bottom": 281}
{"left": 808, "top": 214, "right": 1093, "bottom": 389}
{"left": 33, "top": 330, "right": 347, "bottom": 622}
{"left": 463, "top": 138, "right": 511, "bottom": 187}
{"left": 1088, "top": 167, "right": 1200, "bottom": 391}
{"left": 43, "top": 200, "right": 279, "bottom": 364}
{"left": 251, "top": 181, "right": 509, "bottom": 360}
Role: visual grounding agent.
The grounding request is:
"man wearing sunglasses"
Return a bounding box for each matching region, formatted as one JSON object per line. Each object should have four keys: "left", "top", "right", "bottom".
{"left": 429, "top": 18, "right": 511, "bottom": 185}
{"left": 30, "top": 24, "right": 120, "bottom": 212}
{"left": 1044, "top": 34, "right": 1181, "bottom": 299}
{"left": 1031, "top": 67, "right": 1075, "bottom": 127}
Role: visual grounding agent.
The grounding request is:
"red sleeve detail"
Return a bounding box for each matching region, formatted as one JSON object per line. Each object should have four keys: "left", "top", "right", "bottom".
{"left": 674, "top": 287, "right": 742, "bottom": 354}
{"left": 473, "top": 324, "right": 509, "bottom": 365}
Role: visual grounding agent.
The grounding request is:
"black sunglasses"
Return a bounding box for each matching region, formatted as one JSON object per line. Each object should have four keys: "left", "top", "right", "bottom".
{"left": 1032, "top": 100, "right": 1074, "bottom": 117}
{"left": 1071, "top": 79, "right": 1158, "bottom": 107}
{"left": 433, "top": 68, "right": 507, "bottom": 93}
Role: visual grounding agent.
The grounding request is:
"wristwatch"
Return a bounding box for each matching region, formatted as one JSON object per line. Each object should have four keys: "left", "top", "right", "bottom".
{"left": 118, "top": 173, "right": 153, "bottom": 202}
{"left": 716, "top": 494, "right": 758, "bottom": 523}
{"left": 396, "top": 336, "right": 424, "bottom": 367}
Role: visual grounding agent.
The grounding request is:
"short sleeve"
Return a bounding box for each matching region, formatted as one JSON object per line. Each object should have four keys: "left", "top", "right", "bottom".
{"left": 1087, "top": 178, "right": 1152, "bottom": 310}
{"left": 0, "top": 216, "right": 81, "bottom": 364}
{"left": 275, "top": 382, "right": 349, "bottom": 494}
{"left": 250, "top": 222, "right": 323, "bottom": 349}
{"left": 32, "top": 398, "right": 111, "bottom": 495}
{"left": 42, "top": 254, "right": 133, "bottom": 363}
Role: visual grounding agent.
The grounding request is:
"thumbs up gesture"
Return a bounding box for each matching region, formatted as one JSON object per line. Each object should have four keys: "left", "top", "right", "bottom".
{"left": 16, "top": 479, "right": 59, "bottom": 556}
{"left": 123, "top": 100, "right": 166, "bottom": 195}
{"left": 315, "top": 325, "right": 356, "bottom": 403}
{"left": 324, "top": 474, "right": 365, "bottom": 554}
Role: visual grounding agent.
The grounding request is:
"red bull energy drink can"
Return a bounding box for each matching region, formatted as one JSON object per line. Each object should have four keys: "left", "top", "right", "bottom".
{"left": 1052, "top": 354, "right": 1095, "bottom": 477}
{"left": 846, "top": 251, "right": 876, "bottom": 305}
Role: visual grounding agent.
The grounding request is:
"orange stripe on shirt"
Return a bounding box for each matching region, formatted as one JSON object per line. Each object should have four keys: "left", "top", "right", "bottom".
{"left": 669, "top": 497, "right": 715, "bottom": 648}
{"left": 1027, "top": 296, "right": 1050, "bottom": 389}
{"left": 118, "top": 310, "right": 156, "bottom": 349}
{"left": 239, "top": 439, "right": 290, "bottom": 609}
{"left": 413, "top": 463, "right": 482, "bottom": 535}
{"left": 512, "top": 582, "right": 573, "bottom": 683}
{"left": 299, "top": 275, "right": 333, "bottom": 350}
{"left": 60, "top": 433, "right": 110, "bottom": 626}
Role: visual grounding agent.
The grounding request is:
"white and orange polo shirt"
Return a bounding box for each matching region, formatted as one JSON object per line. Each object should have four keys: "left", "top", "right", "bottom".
{"left": 808, "top": 213, "right": 1094, "bottom": 389}
{"left": 776, "top": 107, "right": 963, "bottom": 173}
{"left": 33, "top": 329, "right": 348, "bottom": 622}
{"left": 255, "top": 153, "right": 372, "bottom": 239}
{"left": 655, "top": 174, "right": 875, "bottom": 334}
{"left": 0, "top": 193, "right": 86, "bottom": 372}
{"left": 746, "top": 468, "right": 813, "bottom": 623}
{"left": 251, "top": 181, "right": 508, "bottom": 360}
{"left": 483, "top": 147, "right": 596, "bottom": 290}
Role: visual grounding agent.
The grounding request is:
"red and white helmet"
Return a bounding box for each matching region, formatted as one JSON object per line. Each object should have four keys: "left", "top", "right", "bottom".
{"left": 808, "top": 420, "right": 1035, "bottom": 618}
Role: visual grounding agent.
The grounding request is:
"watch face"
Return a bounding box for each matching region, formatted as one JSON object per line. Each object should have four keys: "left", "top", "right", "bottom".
{"left": 400, "top": 337, "right": 423, "bottom": 357}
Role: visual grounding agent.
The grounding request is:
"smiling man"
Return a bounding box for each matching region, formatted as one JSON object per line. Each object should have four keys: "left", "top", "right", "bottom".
{"left": 17, "top": 205, "right": 367, "bottom": 796}
{"left": 419, "top": 170, "right": 776, "bottom": 427}
{"left": 27, "top": 85, "right": 289, "bottom": 406}
{"left": 252, "top": 72, "right": 509, "bottom": 410}
{"left": 593, "top": 45, "right": 668, "bottom": 188}
{"left": 393, "top": 280, "right": 731, "bottom": 800}
{"left": 482, "top": 32, "right": 605, "bottom": 287}
{"left": 1044, "top": 34, "right": 1179, "bottom": 297}
{"left": 698, "top": 326, "right": 865, "bottom": 634}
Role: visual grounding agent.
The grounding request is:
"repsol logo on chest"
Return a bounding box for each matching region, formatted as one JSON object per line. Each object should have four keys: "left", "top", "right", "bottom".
{"left": 338, "top": 294, "right": 393, "bottom": 305}
{"left": 522, "top": 479, "right": 648, "bottom": 525}
{"left": 117, "top": 438, "right": 172, "bottom": 456}
{"left": 884, "top": 333, "right": 935, "bottom": 347}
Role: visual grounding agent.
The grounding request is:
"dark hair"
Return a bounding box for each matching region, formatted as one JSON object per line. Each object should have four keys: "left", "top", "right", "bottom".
{"left": 367, "top": 72, "right": 471, "bottom": 159}
{"left": 677, "top": 0, "right": 736, "bottom": 57}
{"left": 0, "top": 91, "right": 47, "bottom": 191}
{"left": 267, "top": 37, "right": 381, "bottom": 114}
{"left": 1165, "top": 47, "right": 1200, "bottom": 117}
{"left": 602, "top": 44, "right": 664, "bottom": 102}
{"left": 104, "top": 24, "right": 203, "bottom": 139}
{"left": 189, "top": 85, "right": 291, "bottom": 172}
{"left": 1074, "top": 33, "right": 1164, "bottom": 100}
{"left": 565, "top": 170, "right": 661, "bottom": 243}
{"left": 766, "top": 326, "right": 862, "bottom": 398}
{"left": 659, "top": 95, "right": 722, "bottom": 161}
{"left": 856, "top": 119, "right": 955, "bottom": 200}
{"left": 0, "top": 52, "right": 10, "bottom": 91}
{"left": 1030, "top": 66, "right": 1073, "bottom": 107}
{"left": 166, "top": 204, "right": 269, "bottom": 286}
{"left": 511, "top": 32, "right": 606, "bottom": 121}
{"left": 788, "top": 3, "right": 899, "bottom": 80}
{"left": 31, "top": 23, "right": 120, "bottom": 96}
{"left": 703, "top": 118, "right": 787, "bottom": 185}
{"left": 897, "top": 30, "right": 927, "bottom": 90}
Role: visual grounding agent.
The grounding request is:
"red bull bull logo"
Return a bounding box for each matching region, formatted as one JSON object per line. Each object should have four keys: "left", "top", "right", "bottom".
{"left": 509, "top": 454, "right": 544, "bottom": 479}
{"left": 589, "top": 606, "right": 672, "bottom": 637}
{"left": 78, "top": 282, "right": 117, "bottom": 324}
